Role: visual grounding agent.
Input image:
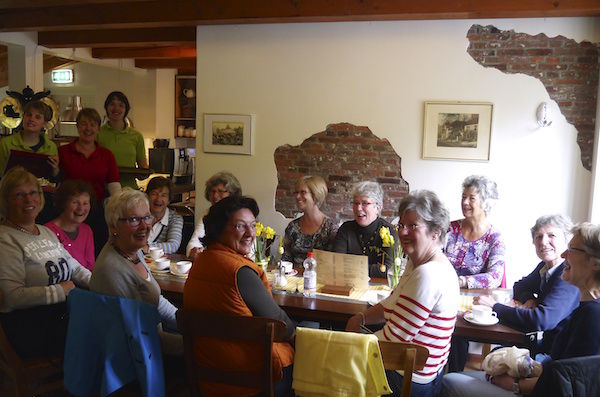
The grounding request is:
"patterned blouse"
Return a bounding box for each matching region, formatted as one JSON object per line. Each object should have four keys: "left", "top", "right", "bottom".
{"left": 281, "top": 216, "right": 338, "bottom": 267}
{"left": 444, "top": 220, "right": 506, "bottom": 289}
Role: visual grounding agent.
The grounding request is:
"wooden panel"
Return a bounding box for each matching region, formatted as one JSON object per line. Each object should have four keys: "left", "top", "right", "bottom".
{"left": 0, "top": 0, "right": 599, "bottom": 32}
{"left": 38, "top": 27, "right": 195, "bottom": 48}
{"left": 135, "top": 58, "right": 196, "bottom": 70}
{"left": 92, "top": 46, "right": 196, "bottom": 59}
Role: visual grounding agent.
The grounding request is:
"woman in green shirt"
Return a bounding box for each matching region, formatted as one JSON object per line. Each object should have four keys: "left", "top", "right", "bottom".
{"left": 97, "top": 91, "right": 148, "bottom": 189}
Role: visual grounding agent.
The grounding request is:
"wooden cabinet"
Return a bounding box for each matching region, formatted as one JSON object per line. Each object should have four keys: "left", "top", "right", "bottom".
{"left": 175, "top": 75, "right": 196, "bottom": 140}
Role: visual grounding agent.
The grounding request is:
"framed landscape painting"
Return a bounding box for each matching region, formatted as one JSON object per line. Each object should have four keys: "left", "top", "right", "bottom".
{"left": 422, "top": 101, "right": 493, "bottom": 161}
{"left": 203, "top": 113, "right": 253, "bottom": 155}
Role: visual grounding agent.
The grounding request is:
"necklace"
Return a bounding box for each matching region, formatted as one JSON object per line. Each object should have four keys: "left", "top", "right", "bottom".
{"left": 112, "top": 243, "right": 141, "bottom": 264}
{"left": 4, "top": 219, "right": 38, "bottom": 235}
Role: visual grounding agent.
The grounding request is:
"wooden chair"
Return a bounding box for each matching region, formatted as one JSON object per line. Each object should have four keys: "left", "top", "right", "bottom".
{"left": 0, "top": 294, "right": 64, "bottom": 396}
{"left": 177, "top": 310, "right": 287, "bottom": 397}
{"left": 378, "top": 340, "right": 429, "bottom": 397}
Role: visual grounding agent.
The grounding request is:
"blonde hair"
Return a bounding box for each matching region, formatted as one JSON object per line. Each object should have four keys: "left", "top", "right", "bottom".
{"left": 296, "top": 175, "right": 328, "bottom": 208}
{"left": 104, "top": 187, "right": 149, "bottom": 229}
{"left": 0, "top": 166, "right": 44, "bottom": 218}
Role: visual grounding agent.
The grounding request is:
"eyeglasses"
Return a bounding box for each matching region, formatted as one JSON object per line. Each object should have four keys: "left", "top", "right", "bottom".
{"left": 210, "top": 188, "right": 229, "bottom": 194}
{"left": 12, "top": 190, "right": 41, "bottom": 200}
{"left": 353, "top": 201, "right": 376, "bottom": 208}
{"left": 398, "top": 223, "right": 421, "bottom": 232}
{"left": 118, "top": 215, "right": 155, "bottom": 227}
{"left": 233, "top": 222, "right": 256, "bottom": 233}
{"left": 566, "top": 246, "right": 587, "bottom": 255}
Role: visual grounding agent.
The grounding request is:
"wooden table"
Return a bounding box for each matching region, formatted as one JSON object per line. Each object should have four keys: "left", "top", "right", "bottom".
{"left": 155, "top": 271, "right": 533, "bottom": 346}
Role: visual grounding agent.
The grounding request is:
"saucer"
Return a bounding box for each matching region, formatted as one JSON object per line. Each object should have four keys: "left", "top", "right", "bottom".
{"left": 170, "top": 268, "right": 189, "bottom": 278}
{"left": 463, "top": 312, "right": 499, "bottom": 326}
{"left": 286, "top": 269, "right": 298, "bottom": 276}
{"left": 150, "top": 267, "right": 170, "bottom": 274}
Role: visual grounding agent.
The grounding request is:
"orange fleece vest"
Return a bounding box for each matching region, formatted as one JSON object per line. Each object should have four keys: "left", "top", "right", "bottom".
{"left": 183, "top": 243, "right": 294, "bottom": 396}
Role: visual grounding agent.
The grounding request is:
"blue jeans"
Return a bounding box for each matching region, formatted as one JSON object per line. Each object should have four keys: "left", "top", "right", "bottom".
{"left": 385, "top": 369, "right": 443, "bottom": 397}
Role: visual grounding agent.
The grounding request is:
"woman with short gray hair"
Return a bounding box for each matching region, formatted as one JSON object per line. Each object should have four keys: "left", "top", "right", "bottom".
{"left": 445, "top": 175, "right": 505, "bottom": 289}
{"left": 347, "top": 190, "right": 458, "bottom": 396}
{"left": 333, "top": 181, "right": 398, "bottom": 277}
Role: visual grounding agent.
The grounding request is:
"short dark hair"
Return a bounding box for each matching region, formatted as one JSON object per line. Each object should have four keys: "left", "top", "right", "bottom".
{"left": 76, "top": 108, "right": 102, "bottom": 126}
{"left": 24, "top": 100, "right": 51, "bottom": 122}
{"left": 201, "top": 195, "right": 259, "bottom": 247}
{"left": 54, "top": 179, "right": 96, "bottom": 214}
{"left": 104, "top": 91, "right": 130, "bottom": 119}
{"left": 146, "top": 176, "right": 173, "bottom": 202}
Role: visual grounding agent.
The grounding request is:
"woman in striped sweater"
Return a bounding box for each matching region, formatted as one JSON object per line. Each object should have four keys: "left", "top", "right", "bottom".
{"left": 144, "top": 176, "right": 183, "bottom": 254}
{"left": 346, "top": 190, "right": 459, "bottom": 397}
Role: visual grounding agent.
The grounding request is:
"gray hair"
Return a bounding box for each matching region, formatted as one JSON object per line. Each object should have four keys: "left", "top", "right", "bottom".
{"left": 571, "top": 223, "right": 600, "bottom": 277}
{"left": 351, "top": 181, "right": 383, "bottom": 209}
{"left": 104, "top": 187, "right": 149, "bottom": 229}
{"left": 204, "top": 171, "right": 242, "bottom": 201}
{"left": 398, "top": 190, "right": 450, "bottom": 244}
{"left": 530, "top": 214, "right": 573, "bottom": 240}
{"left": 462, "top": 175, "right": 499, "bottom": 215}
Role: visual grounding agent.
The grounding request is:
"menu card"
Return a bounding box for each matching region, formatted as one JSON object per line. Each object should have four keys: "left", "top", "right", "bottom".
{"left": 313, "top": 249, "right": 369, "bottom": 290}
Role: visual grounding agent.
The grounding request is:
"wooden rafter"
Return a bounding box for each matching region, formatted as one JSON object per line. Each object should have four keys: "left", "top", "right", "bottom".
{"left": 1, "top": 0, "right": 599, "bottom": 32}
{"left": 92, "top": 46, "right": 196, "bottom": 59}
{"left": 38, "top": 27, "right": 195, "bottom": 48}
{"left": 135, "top": 58, "right": 195, "bottom": 70}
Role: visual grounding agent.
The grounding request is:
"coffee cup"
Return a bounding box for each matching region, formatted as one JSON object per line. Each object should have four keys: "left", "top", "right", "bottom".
{"left": 281, "top": 261, "right": 293, "bottom": 274}
{"left": 177, "top": 125, "right": 185, "bottom": 137}
{"left": 173, "top": 260, "right": 192, "bottom": 275}
{"left": 183, "top": 88, "right": 195, "bottom": 98}
{"left": 149, "top": 247, "right": 164, "bottom": 260}
{"left": 492, "top": 290, "right": 510, "bottom": 304}
{"left": 471, "top": 304, "right": 497, "bottom": 322}
{"left": 154, "top": 258, "right": 170, "bottom": 270}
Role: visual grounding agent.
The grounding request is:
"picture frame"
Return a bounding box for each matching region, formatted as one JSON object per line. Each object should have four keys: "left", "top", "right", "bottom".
{"left": 203, "top": 113, "right": 254, "bottom": 155}
{"left": 422, "top": 101, "right": 493, "bottom": 161}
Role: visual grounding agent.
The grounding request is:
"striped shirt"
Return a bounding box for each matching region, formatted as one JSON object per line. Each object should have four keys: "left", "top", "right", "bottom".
{"left": 376, "top": 258, "right": 459, "bottom": 384}
{"left": 148, "top": 208, "right": 184, "bottom": 254}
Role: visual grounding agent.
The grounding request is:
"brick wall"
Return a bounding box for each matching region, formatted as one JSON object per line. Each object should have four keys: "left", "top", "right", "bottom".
{"left": 467, "top": 24, "right": 599, "bottom": 171}
{"left": 274, "top": 123, "right": 409, "bottom": 224}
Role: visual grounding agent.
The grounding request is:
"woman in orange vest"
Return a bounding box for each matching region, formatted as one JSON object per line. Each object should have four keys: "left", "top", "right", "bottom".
{"left": 184, "top": 195, "right": 295, "bottom": 397}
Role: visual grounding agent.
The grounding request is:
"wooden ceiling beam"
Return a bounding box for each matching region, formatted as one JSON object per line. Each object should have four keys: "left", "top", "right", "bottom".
{"left": 92, "top": 46, "right": 196, "bottom": 59}
{"left": 1, "top": 0, "right": 599, "bottom": 32}
{"left": 38, "top": 27, "right": 195, "bottom": 48}
{"left": 135, "top": 58, "right": 196, "bottom": 71}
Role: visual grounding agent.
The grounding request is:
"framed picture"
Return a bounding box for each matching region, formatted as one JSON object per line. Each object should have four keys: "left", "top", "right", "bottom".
{"left": 422, "top": 101, "right": 493, "bottom": 161}
{"left": 203, "top": 113, "right": 253, "bottom": 155}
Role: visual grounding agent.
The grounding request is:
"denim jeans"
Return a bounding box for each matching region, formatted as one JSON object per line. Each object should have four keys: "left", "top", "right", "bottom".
{"left": 385, "top": 369, "right": 443, "bottom": 397}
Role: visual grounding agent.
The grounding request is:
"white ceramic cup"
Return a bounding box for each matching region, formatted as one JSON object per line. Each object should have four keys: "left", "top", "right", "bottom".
{"left": 174, "top": 260, "right": 192, "bottom": 274}
{"left": 154, "top": 258, "right": 170, "bottom": 270}
{"left": 183, "top": 88, "right": 195, "bottom": 98}
{"left": 149, "top": 247, "right": 164, "bottom": 260}
{"left": 177, "top": 125, "right": 185, "bottom": 137}
{"left": 281, "top": 261, "right": 293, "bottom": 274}
{"left": 492, "top": 290, "right": 510, "bottom": 304}
{"left": 471, "top": 304, "right": 497, "bottom": 322}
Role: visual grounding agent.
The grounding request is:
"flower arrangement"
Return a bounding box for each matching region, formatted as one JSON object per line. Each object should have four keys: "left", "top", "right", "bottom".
{"left": 379, "top": 226, "right": 405, "bottom": 288}
{"left": 254, "top": 222, "right": 276, "bottom": 264}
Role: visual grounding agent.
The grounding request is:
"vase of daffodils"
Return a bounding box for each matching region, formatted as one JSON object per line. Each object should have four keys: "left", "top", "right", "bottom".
{"left": 379, "top": 226, "right": 405, "bottom": 289}
{"left": 254, "top": 222, "right": 276, "bottom": 270}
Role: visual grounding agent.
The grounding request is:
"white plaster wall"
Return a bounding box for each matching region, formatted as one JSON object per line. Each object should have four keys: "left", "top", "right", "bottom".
{"left": 195, "top": 18, "right": 598, "bottom": 286}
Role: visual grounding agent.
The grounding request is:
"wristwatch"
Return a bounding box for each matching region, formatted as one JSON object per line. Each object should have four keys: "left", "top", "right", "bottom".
{"left": 512, "top": 379, "right": 521, "bottom": 395}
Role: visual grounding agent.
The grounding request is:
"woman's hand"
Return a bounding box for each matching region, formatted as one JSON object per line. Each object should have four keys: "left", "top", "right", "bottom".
{"left": 345, "top": 313, "right": 364, "bottom": 333}
{"left": 190, "top": 246, "right": 204, "bottom": 259}
{"left": 522, "top": 299, "right": 537, "bottom": 309}
{"left": 48, "top": 155, "right": 60, "bottom": 176}
{"left": 59, "top": 280, "right": 76, "bottom": 296}
{"left": 475, "top": 295, "right": 496, "bottom": 308}
{"left": 490, "top": 374, "right": 516, "bottom": 392}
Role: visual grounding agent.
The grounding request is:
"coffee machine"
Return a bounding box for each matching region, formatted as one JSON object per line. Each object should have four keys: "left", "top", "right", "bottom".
{"left": 174, "top": 148, "right": 194, "bottom": 184}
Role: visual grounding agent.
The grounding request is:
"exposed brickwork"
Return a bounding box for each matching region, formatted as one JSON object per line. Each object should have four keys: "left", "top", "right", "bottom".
{"left": 467, "top": 24, "right": 599, "bottom": 171}
{"left": 274, "top": 123, "right": 409, "bottom": 224}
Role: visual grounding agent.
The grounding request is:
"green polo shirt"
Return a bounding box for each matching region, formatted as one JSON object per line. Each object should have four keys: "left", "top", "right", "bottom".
{"left": 0, "top": 131, "right": 58, "bottom": 175}
{"left": 97, "top": 124, "right": 146, "bottom": 189}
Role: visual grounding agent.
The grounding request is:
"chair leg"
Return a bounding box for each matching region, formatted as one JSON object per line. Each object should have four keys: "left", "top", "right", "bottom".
{"left": 401, "top": 348, "right": 416, "bottom": 397}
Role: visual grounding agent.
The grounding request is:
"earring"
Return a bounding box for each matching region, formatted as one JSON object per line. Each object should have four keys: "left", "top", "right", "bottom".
{"left": 112, "top": 232, "right": 118, "bottom": 237}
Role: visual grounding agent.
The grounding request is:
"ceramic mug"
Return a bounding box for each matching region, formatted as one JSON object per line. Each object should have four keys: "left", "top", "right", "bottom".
{"left": 175, "top": 260, "right": 192, "bottom": 274}
{"left": 154, "top": 258, "right": 170, "bottom": 270}
{"left": 183, "top": 88, "right": 195, "bottom": 98}
{"left": 492, "top": 290, "right": 510, "bottom": 304}
{"left": 149, "top": 247, "right": 164, "bottom": 260}
{"left": 471, "top": 304, "right": 497, "bottom": 322}
{"left": 177, "top": 125, "right": 185, "bottom": 137}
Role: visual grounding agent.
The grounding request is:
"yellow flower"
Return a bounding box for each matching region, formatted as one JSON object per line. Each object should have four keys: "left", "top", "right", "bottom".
{"left": 255, "top": 222, "right": 264, "bottom": 236}
{"left": 263, "top": 226, "right": 276, "bottom": 240}
{"left": 379, "top": 226, "right": 394, "bottom": 248}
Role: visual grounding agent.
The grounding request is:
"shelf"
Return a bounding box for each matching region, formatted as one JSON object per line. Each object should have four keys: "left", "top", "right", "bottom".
{"left": 175, "top": 75, "right": 196, "bottom": 140}
{"left": 176, "top": 118, "right": 195, "bottom": 121}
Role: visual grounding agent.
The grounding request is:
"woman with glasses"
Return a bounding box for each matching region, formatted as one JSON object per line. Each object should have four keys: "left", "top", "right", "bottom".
{"left": 186, "top": 171, "right": 242, "bottom": 258}
{"left": 333, "top": 181, "right": 399, "bottom": 277}
{"left": 184, "top": 195, "right": 295, "bottom": 397}
{"left": 144, "top": 176, "right": 183, "bottom": 254}
{"left": 0, "top": 166, "right": 90, "bottom": 358}
{"left": 281, "top": 175, "right": 338, "bottom": 268}
{"left": 346, "top": 190, "right": 459, "bottom": 397}
{"left": 90, "top": 188, "right": 178, "bottom": 332}
{"left": 442, "top": 222, "right": 600, "bottom": 397}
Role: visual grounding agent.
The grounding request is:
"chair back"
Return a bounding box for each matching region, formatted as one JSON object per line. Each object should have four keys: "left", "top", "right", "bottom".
{"left": 378, "top": 340, "right": 429, "bottom": 397}
{"left": 177, "top": 310, "right": 287, "bottom": 397}
{"left": 0, "top": 292, "right": 63, "bottom": 396}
